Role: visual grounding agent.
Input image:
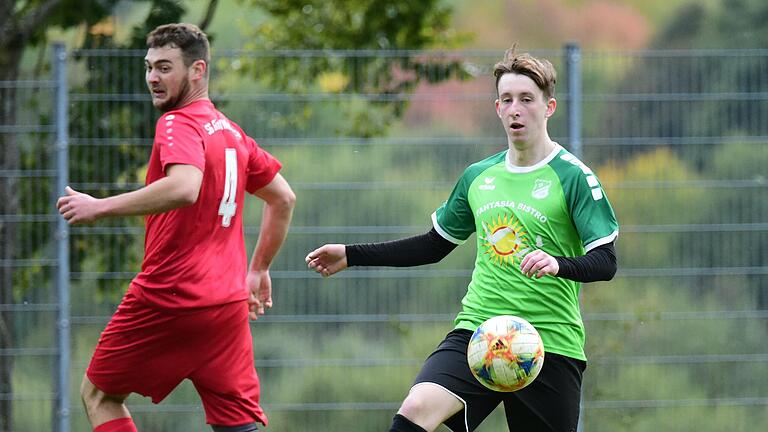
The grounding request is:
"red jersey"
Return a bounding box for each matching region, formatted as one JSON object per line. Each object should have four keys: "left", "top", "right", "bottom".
{"left": 131, "top": 99, "right": 281, "bottom": 309}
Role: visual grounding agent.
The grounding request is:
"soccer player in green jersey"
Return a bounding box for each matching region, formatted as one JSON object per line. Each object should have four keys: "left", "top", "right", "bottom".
{"left": 306, "top": 46, "right": 618, "bottom": 432}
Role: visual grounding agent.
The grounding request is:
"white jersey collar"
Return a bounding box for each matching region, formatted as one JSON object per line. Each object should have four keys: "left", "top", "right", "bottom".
{"left": 505, "top": 142, "right": 563, "bottom": 173}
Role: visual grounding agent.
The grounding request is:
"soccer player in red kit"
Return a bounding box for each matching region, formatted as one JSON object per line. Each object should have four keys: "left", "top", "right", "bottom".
{"left": 57, "top": 23, "right": 295, "bottom": 432}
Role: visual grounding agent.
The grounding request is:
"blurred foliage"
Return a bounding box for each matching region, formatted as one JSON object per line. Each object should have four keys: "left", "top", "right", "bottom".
{"left": 599, "top": 148, "right": 707, "bottom": 269}
{"left": 650, "top": 0, "right": 768, "bottom": 49}
{"left": 0, "top": 0, "right": 121, "bottom": 48}
{"left": 234, "top": 0, "right": 472, "bottom": 138}
{"left": 240, "top": 0, "right": 467, "bottom": 50}
{"left": 585, "top": 145, "right": 766, "bottom": 430}
{"left": 602, "top": 0, "right": 768, "bottom": 165}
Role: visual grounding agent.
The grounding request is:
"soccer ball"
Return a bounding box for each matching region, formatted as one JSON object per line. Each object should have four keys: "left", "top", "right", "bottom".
{"left": 467, "top": 315, "right": 545, "bottom": 392}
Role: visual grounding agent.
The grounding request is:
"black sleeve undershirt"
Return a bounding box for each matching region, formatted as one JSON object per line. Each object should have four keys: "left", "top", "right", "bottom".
{"left": 346, "top": 228, "right": 617, "bottom": 283}
{"left": 346, "top": 228, "right": 457, "bottom": 267}
{"left": 554, "top": 241, "right": 617, "bottom": 282}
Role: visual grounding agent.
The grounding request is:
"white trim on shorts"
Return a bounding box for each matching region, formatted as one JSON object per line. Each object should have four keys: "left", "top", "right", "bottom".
{"left": 411, "top": 382, "right": 470, "bottom": 432}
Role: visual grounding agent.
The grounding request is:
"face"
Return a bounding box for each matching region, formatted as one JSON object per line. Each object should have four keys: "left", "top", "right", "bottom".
{"left": 144, "top": 46, "right": 194, "bottom": 112}
{"left": 495, "top": 73, "right": 556, "bottom": 146}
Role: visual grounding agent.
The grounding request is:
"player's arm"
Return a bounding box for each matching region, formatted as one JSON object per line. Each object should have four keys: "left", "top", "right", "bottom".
{"left": 305, "top": 228, "right": 458, "bottom": 277}
{"left": 246, "top": 173, "right": 296, "bottom": 319}
{"left": 520, "top": 241, "right": 617, "bottom": 282}
{"left": 57, "top": 164, "right": 202, "bottom": 225}
{"left": 554, "top": 242, "right": 617, "bottom": 282}
{"left": 247, "top": 173, "right": 295, "bottom": 271}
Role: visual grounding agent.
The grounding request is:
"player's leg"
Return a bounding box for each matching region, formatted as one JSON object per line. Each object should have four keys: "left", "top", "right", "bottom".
{"left": 390, "top": 329, "right": 503, "bottom": 432}
{"left": 392, "top": 383, "right": 464, "bottom": 431}
{"left": 190, "top": 300, "right": 268, "bottom": 429}
{"left": 502, "top": 352, "right": 586, "bottom": 432}
{"left": 85, "top": 289, "right": 196, "bottom": 430}
{"left": 80, "top": 375, "right": 135, "bottom": 431}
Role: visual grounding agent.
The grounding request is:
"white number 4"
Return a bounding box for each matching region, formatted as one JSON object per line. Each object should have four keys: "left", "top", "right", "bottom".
{"left": 218, "top": 148, "right": 238, "bottom": 227}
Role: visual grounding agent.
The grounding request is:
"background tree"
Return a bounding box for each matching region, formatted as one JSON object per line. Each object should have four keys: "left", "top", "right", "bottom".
{"left": 0, "top": 2, "right": 122, "bottom": 427}
{"left": 237, "top": 0, "right": 471, "bottom": 138}
{"left": 603, "top": 0, "right": 768, "bottom": 157}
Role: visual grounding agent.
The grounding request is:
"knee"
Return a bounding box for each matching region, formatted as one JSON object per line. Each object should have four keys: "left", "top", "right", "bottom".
{"left": 398, "top": 393, "right": 429, "bottom": 421}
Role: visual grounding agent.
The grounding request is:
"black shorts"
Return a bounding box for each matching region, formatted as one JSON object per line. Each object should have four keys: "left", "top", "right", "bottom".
{"left": 413, "top": 329, "right": 586, "bottom": 432}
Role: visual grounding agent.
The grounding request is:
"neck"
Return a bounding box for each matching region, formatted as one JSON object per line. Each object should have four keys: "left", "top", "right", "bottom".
{"left": 176, "top": 87, "right": 209, "bottom": 109}
{"left": 507, "top": 135, "right": 556, "bottom": 167}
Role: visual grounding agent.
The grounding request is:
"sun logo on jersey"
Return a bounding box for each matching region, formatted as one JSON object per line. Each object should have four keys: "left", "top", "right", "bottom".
{"left": 479, "top": 214, "right": 531, "bottom": 267}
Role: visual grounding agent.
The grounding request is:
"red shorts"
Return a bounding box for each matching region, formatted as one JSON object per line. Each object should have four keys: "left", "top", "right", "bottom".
{"left": 87, "top": 289, "right": 267, "bottom": 427}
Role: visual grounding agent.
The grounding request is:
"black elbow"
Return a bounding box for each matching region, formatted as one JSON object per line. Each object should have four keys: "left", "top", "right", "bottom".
{"left": 602, "top": 250, "right": 618, "bottom": 281}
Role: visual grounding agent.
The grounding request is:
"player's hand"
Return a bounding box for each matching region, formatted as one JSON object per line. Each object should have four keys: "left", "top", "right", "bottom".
{"left": 520, "top": 249, "right": 559, "bottom": 278}
{"left": 56, "top": 186, "right": 102, "bottom": 225}
{"left": 246, "top": 269, "right": 272, "bottom": 320}
{"left": 305, "top": 244, "right": 347, "bottom": 277}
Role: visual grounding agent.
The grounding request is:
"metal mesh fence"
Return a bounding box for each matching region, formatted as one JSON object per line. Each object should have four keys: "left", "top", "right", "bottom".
{"left": 2, "top": 47, "right": 766, "bottom": 431}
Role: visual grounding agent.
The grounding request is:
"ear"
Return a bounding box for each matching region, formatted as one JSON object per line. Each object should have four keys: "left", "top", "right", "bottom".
{"left": 545, "top": 98, "right": 557, "bottom": 118}
{"left": 190, "top": 59, "right": 207, "bottom": 81}
{"left": 494, "top": 99, "right": 502, "bottom": 118}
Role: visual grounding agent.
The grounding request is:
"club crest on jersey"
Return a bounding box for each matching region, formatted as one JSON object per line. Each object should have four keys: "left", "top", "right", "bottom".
{"left": 531, "top": 179, "right": 552, "bottom": 199}
{"left": 479, "top": 177, "right": 496, "bottom": 191}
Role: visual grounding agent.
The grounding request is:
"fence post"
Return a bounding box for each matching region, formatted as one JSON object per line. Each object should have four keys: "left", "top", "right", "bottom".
{"left": 565, "top": 43, "right": 582, "bottom": 159}
{"left": 565, "top": 41, "right": 585, "bottom": 432}
{"left": 53, "top": 42, "right": 70, "bottom": 432}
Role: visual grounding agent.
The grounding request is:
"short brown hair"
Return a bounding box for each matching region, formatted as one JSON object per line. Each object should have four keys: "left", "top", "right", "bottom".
{"left": 146, "top": 23, "right": 210, "bottom": 67}
{"left": 493, "top": 45, "right": 556, "bottom": 99}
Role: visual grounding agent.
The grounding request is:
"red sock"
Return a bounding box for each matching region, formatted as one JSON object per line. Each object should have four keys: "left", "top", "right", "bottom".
{"left": 93, "top": 417, "right": 138, "bottom": 432}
